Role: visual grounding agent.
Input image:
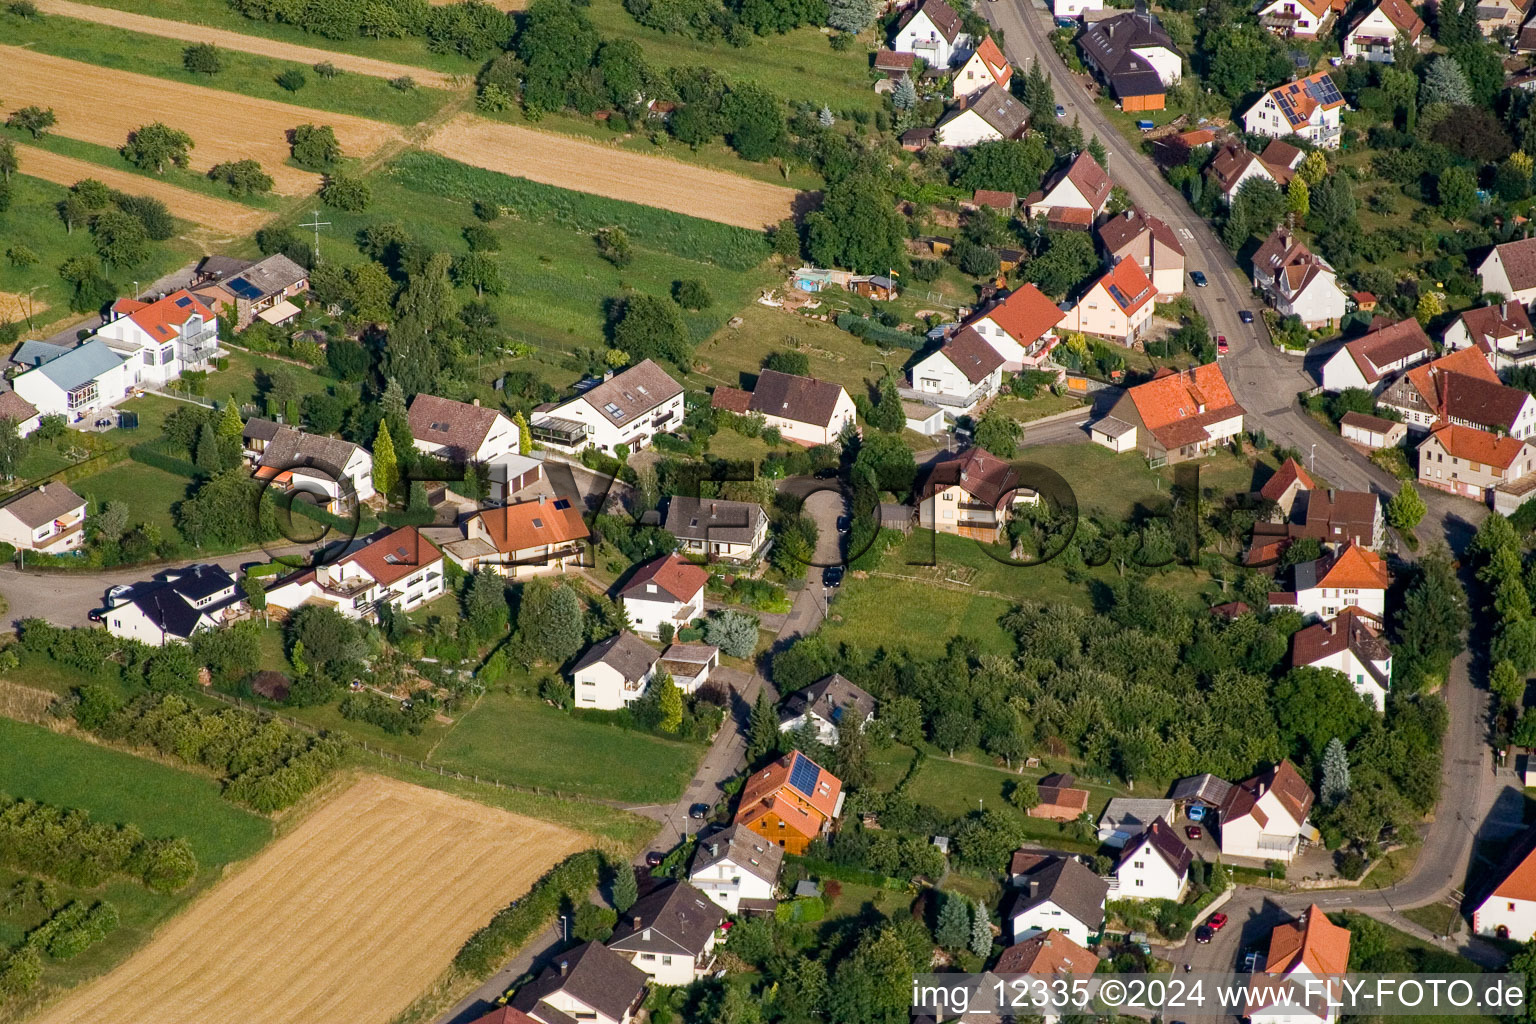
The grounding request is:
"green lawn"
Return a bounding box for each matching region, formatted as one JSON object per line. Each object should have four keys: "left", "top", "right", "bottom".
{"left": 74, "top": 462, "right": 196, "bottom": 536}
{"left": 902, "top": 756, "right": 1103, "bottom": 854}
{"left": 428, "top": 688, "right": 707, "bottom": 804}
{"left": 688, "top": 302, "right": 900, "bottom": 402}
{"left": 996, "top": 392, "right": 1088, "bottom": 424}
{"left": 2, "top": 9, "right": 456, "bottom": 127}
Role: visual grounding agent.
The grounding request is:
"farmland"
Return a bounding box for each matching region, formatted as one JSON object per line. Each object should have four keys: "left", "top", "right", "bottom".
{"left": 0, "top": 46, "right": 402, "bottom": 194}
{"left": 31, "top": 775, "right": 589, "bottom": 1024}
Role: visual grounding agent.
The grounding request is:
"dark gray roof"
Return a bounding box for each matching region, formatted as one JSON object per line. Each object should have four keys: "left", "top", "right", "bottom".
{"left": 124, "top": 565, "right": 237, "bottom": 640}
{"left": 510, "top": 942, "right": 647, "bottom": 1023}
{"left": 577, "top": 359, "right": 683, "bottom": 424}
{"left": 663, "top": 495, "right": 767, "bottom": 545}
{"left": 1168, "top": 773, "right": 1233, "bottom": 806}
{"left": 609, "top": 881, "right": 724, "bottom": 957}
{"left": 196, "top": 255, "right": 256, "bottom": 281}
{"left": 1079, "top": 13, "right": 1178, "bottom": 99}
{"left": 781, "top": 673, "right": 876, "bottom": 730}
{"left": 748, "top": 369, "right": 847, "bottom": 428}
{"left": 1010, "top": 857, "right": 1108, "bottom": 931}
{"left": 690, "top": 823, "right": 783, "bottom": 886}
{"left": 260, "top": 426, "right": 365, "bottom": 478}
{"left": 243, "top": 417, "right": 282, "bottom": 443}
{"left": 571, "top": 630, "right": 658, "bottom": 683}
{"left": 1119, "top": 817, "right": 1192, "bottom": 876}
{"left": 226, "top": 253, "right": 308, "bottom": 299}
{"left": 0, "top": 482, "right": 85, "bottom": 529}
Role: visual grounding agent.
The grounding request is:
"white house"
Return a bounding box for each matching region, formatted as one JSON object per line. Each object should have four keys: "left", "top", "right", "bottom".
{"left": 1095, "top": 364, "right": 1246, "bottom": 464}
{"left": 1097, "top": 208, "right": 1186, "bottom": 301}
{"left": 1053, "top": 0, "right": 1102, "bottom": 18}
{"left": 1252, "top": 228, "right": 1349, "bottom": 330}
{"left": 1249, "top": 906, "right": 1351, "bottom": 1024}
{"left": 1318, "top": 318, "right": 1432, "bottom": 393}
{"left": 952, "top": 36, "right": 1012, "bottom": 100}
{"left": 94, "top": 290, "right": 220, "bottom": 386}
{"left": 1255, "top": 0, "right": 1342, "bottom": 40}
{"left": 910, "top": 328, "right": 1005, "bottom": 411}
{"left": 408, "top": 393, "right": 519, "bottom": 465}
{"left": 1444, "top": 302, "right": 1536, "bottom": 371}
{"left": 619, "top": 554, "right": 708, "bottom": 636}
{"left": 264, "top": 527, "right": 444, "bottom": 619}
{"left": 1097, "top": 798, "right": 1177, "bottom": 847}
{"left": 1474, "top": 824, "right": 1536, "bottom": 941}
{"left": 1026, "top": 152, "right": 1113, "bottom": 226}
{"left": 1078, "top": 11, "right": 1183, "bottom": 111}
{"left": 1479, "top": 237, "right": 1536, "bottom": 306}
{"left": 1343, "top": 0, "right": 1424, "bottom": 61}
{"left": 1270, "top": 542, "right": 1389, "bottom": 621}
{"left": 778, "top": 673, "right": 876, "bottom": 745}
{"left": 1061, "top": 259, "right": 1158, "bottom": 344}
{"left": 963, "top": 283, "right": 1066, "bottom": 370}
{"left": 1242, "top": 73, "right": 1346, "bottom": 148}
{"left": 448, "top": 494, "right": 589, "bottom": 577}
{"left": 0, "top": 391, "right": 41, "bottom": 439}
{"left": 607, "top": 881, "right": 725, "bottom": 986}
{"left": 1208, "top": 143, "right": 1282, "bottom": 206}
{"left": 529, "top": 359, "right": 684, "bottom": 455}
{"left": 892, "top": 0, "right": 965, "bottom": 68}
{"left": 917, "top": 446, "right": 1036, "bottom": 543}
{"left": 936, "top": 83, "right": 1031, "bottom": 148}
{"left": 1417, "top": 424, "right": 1536, "bottom": 503}
{"left": 1218, "top": 760, "right": 1315, "bottom": 863}
{"left": 570, "top": 630, "right": 659, "bottom": 710}
{"left": 731, "top": 369, "right": 858, "bottom": 447}
{"left": 1114, "top": 818, "right": 1191, "bottom": 902}
{"left": 689, "top": 823, "right": 783, "bottom": 915}
{"left": 251, "top": 422, "right": 376, "bottom": 507}
{"left": 1008, "top": 856, "right": 1109, "bottom": 946}
{"left": 664, "top": 496, "right": 769, "bottom": 563}
{"left": 1289, "top": 608, "right": 1392, "bottom": 712}
{"left": 0, "top": 482, "right": 86, "bottom": 554}
{"left": 11, "top": 340, "right": 133, "bottom": 424}
{"left": 103, "top": 564, "right": 242, "bottom": 647}
{"left": 509, "top": 941, "right": 648, "bottom": 1024}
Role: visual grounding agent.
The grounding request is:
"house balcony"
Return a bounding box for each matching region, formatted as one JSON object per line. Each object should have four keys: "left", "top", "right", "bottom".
{"left": 34, "top": 520, "right": 85, "bottom": 551}
{"left": 529, "top": 415, "right": 588, "bottom": 449}
{"left": 898, "top": 383, "right": 992, "bottom": 410}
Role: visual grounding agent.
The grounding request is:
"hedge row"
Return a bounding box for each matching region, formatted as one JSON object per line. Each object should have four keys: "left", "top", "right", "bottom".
{"left": 453, "top": 850, "right": 602, "bottom": 978}
{"left": 24, "top": 900, "right": 118, "bottom": 961}
{"left": 0, "top": 794, "right": 198, "bottom": 893}
{"left": 835, "top": 312, "right": 925, "bottom": 350}
{"left": 784, "top": 854, "right": 906, "bottom": 890}
{"left": 128, "top": 443, "right": 199, "bottom": 480}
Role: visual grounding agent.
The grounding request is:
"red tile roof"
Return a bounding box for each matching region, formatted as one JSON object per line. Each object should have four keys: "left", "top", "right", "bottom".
{"left": 621, "top": 553, "right": 709, "bottom": 603}
{"left": 710, "top": 386, "right": 754, "bottom": 414}
{"left": 1220, "top": 759, "right": 1314, "bottom": 830}
{"left": 921, "top": 446, "right": 1025, "bottom": 506}
{"left": 1291, "top": 607, "right": 1391, "bottom": 671}
{"left": 1094, "top": 259, "right": 1157, "bottom": 316}
{"left": 112, "top": 289, "right": 215, "bottom": 343}
{"left": 1126, "top": 363, "right": 1244, "bottom": 451}
{"left": 343, "top": 527, "right": 443, "bottom": 588}
{"left": 735, "top": 750, "right": 843, "bottom": 841}
{"left": 1313, "top": 542, "right": 1390, "bottom": 590}
{"left": 1097, "top": 207, "right": 1186, "bottom": 259}
{"left": 974, "top": 283, "right": 1065, "bottom": 345}
{"left": 1428, "top": 423, "right": 1531, "bottom": 470}
{"left": 1456, "top": 302, "right": 1534, "bottom": 354}
{"left": 1259, "top": 457, "right": 1315, "bottom": 502}
{"left": 1342, "top": 317, "right": 1432, "bottom": 384}
{"left": 1402, "top": 346, "right": 1499, "bottom": 407}
{"left": 1063, "top": 151, "right": 1113, "bottom": 211}
{"left": 477, "top": 496, "right": 589, "bottom": 553}
{"left": 994, "top": 930, "right": 1097, "bottom": 976}
{"left": 1265, "top": 904, "right": 1351, "bottom": 977}
{"left": 971, "top": 188, "right": 1017, "bottom": 210}
{"left": 972, "top": 36, "right": 1013, "bottom": 89}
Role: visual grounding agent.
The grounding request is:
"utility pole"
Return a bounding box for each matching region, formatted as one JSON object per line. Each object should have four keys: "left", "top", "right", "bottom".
{"left": 299, "top": 210, "right": 331, "bottom": 265}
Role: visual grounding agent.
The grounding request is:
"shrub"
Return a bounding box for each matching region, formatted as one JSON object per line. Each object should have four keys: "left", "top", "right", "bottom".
{"left": 276, "top": 68, "right": 307, "bottom": 92}
{"left": 321, "top": 174, "right": 371, "bottom": 212}
{"left": 388, "top": 75, "right": 417, "bottom": 91}
{"left": 0, "top": 792, "right": 198, "bottom": 892}
{"left": 182, "top": 43, "right": 223, "bottom": 75}
{"left": 314, "top": 61, "right": 340, "bottom": 78}
{"left": 454, "top": 850, "right": 602, "bottom": 977}
{"left": 672, "top": 278, "right": 713, "bottom": 310}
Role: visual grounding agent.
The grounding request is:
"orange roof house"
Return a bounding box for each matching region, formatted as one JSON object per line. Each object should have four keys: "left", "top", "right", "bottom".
{"left": 1247, "top": 905, "right": 1351, "bottom": 1019}
{"left": 964, "top": 282, "right": 1067, "bottom": 370}
{"left": 953, "top": 36, "right": 1013, "bottom": 100}
{"left": 1097, "top": 364, "right": 1246, "bottom": 464}
{"left": 993, "top": 929, "right": 1097, "bottom": 977}
{"left": 1271, "top": 542, "right": 1389, "bottom": 621}
{"left": 735, "top": 750, "right": 844, "bottom": 855}
{"left": 453, "top": 494, "right": 591, "bottom": 576}
{"left": 1258, "top": 457, "right": 1315, "bottom": 517}
{"left": 1475, "top": 821, "right": 1536, "bottom": 940}
{"left": 1061, "top": 259, "right": 1158, "bottom": 344}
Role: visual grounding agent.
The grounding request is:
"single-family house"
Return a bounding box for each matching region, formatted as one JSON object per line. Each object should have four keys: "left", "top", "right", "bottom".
{"left": 917, "top": 445, "right": 1036, "bottom": 542}
{"left": 620, "top": 553, "right": 709, "bottom": 636}
{"left": 529, "top": 360, "right": 684, "bottom": 455}
{"left": 1270, "top": 542, "right": 1390, "bottom": 620}
{"left": 1030, "top": 773, "right": 1092, "bottom": 822}
{"left": 571, "top": 630, "right": 659, "bottom": 710}
{"left": 1444, "top": 302, "right": 1536, "bottom": 371}
{"left": 1479, "top": 237, "right": 1536, "bottom": 306}
{"left": 1007, "top": 855, "right": 1108, "bottom": 945}
{"left": 1097, "top": 798, "right": 1177, "bottom": 847}
{"left": 1218, "top": 759, "right": 1316, "bottom": 862}
{"left": 1248, "top": 905, "right": 1351, "bottom": 1024}
{"left": 608, "top": 881, "right": 724, "bottom": 986}
{"left": 1342, "top": 0, "right": 1425, "bottom": 61}
{"left": 1417, "top": 424, "right": 1536, "bottom": 502}
{"left": 1248, "top": 486, "right": 1385, "bottom": 564}
{"left": 1318, "top": 318, "right": 1432, "bottom": 393}
{"left": 1096, "top": 207, "right": 1186, "bottom": 301}
{"left": 1474, "top": 0, "right": 1532, "bottom": 36}
{"left": 1168, "top": 774, "right": 1234, "bottom": 823}
{"left": 738, "top": 369, "right": 858, "bottom": 446}
{"left": 664, "top": 495, "right": 769, "bottom": 563}
{"left": 1340, "top": 411, "right": 1408, "bottom": 450}
{"left": 1053, "top": 0, "right": 1102, "bottom": 18}
{"left": 0, "top": 391, "right": 41, "bottom": 439}
{"left": 910, "top": 328, "right": 1006, "bottom": 410}
{"left": 264, "top": 527, "right": 445, "bottom": 619}
{"left": 103, "top": 564, "right": 242, "bottom": 647}
{"left": 190, "top": 253, "right": 309, "bottom": 329}
{"left": 1251, "top": 228, "right": 1349, "bottom": 329}
{"left": 778, "top": 673, "right": 876, "bottom": 745}
{"left": 993, "top": 930, "right": 1098, "bottom": 1009}
{"left": 874, "top": 48, "right": 915, "bottom": 81}
{"left": 1290, "top": 607, "right": 1392, "bottom": 711}
{"left": 1379, "top": 347, "right": 1535, "bottom": 437}
{"left": 1026, "top": 152, "right": 1113, "bottom": 226}
{"left": 962, "top": 283, "right": 1066, "bottom": 371}
{"left": 11, "top": 340, "right": 132, "bottom": 424}
{"left": 936, "top": 83, "right": 1032, "bottom": 147}
{"left": 253, "top": 424, "right": 375, "bottom": 508}
{"left": 509, "top": 941, "right": 648, "bottom": 1024}
{"left": 1255, "top": 0, "right": 1344, "bottom": 40}
{"left": 689, "top": 823, "right": 783, "bottom": 915}
{"left": 450, "top": 494, "right": 589, "bottom": 576}
{"left": 1095, "top": 364, "right": 1246, "bottom": 464}
{"left": 1060, "top": 258, "right": 1158, "bottom": 344}
{"left": 1078, "top": 12, "right": 1183, "bottom": 111}
{"left": 408, "top": 393, "right": 519, "bottom": 465}
{"left": 1259, "top": 456, "right": 1315, "bottom": 518}
{"left": 953, "top": 36, "right": 1013, "bottom": 99}
{"left": 893, "top": 0, "right": 965, "bottom": 66}
{"left": 735, "top": 750, "right": 844, "bottom": 855}
{"left": 1242, "top": 73, "right": 1346, "bottom": 148}
{"left": 1208, "top": 142, "right": 1283, "bottom": 206}
{"left": 658, "top": 643, "right": 718, "bottom": 694}
{"left": 0, "top": 483, "right": 86, "bottom": 554}
{"left": 95, "top": 289, "right": 220, "bottom": 385}
{"left": 1115, "top": 818, "right": 1192, "bottom": 901}
{"left": 465, "top": 1008, "right": 543, "bottom": 1024}
{"left": 1474, "top": 822, "right": 1536, "bottom": 941}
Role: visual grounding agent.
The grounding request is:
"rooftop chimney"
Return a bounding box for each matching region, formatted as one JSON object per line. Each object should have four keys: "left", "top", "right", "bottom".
{"left": 710, "top": 843, "right": 719, "bottom": 857}
{"left": 472, "top": 397, "right": 481, "bottom": 407}
{"left": 538, "top": 493, "right": 547, "bottom": 504}
{"left": 559, "top": 959, "right": 569, "bottom": 976}
{"left": 632, "top": 915, "right": 642, "bottom": 929}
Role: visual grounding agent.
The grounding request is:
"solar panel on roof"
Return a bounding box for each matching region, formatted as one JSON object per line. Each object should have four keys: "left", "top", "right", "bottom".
{"left": 788, "top": 755, "right": 820, "bottom": 798}
{"left": 1312, "top": 77, "right": 1342, "bottom": 104}
{"left": 175, "top": 296, "right": 192, "bottom": 307}
{"left": 228, "top": 278, "right": 262, "bottom": 300}
{"left": 553, "top": 498, "right": 571, "bottom": 510}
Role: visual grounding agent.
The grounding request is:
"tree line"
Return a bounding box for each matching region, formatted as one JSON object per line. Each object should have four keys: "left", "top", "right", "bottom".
{"left": 0, "top": 794, "right": 198, "bottom": 893}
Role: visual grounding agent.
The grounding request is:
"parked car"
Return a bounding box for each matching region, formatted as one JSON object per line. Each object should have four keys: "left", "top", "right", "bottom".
{"left": 823, "top": 566, "right": 844, "bottom": 588}
{"left": 1190, "top": 271, "right": 1208, "bottom": 287}
{"left": 1195, "top": 925, "right": 1214, "bottom": 944}
{"left": 1216, "top": 336, "right": 1228, "bottom": 356}
{"left": 106, "top": 584, "right": 132, "bottom": 602}
{"left": 836, "top": 516, "right": 850, "bottom": 534}
{"left": 645, "top": 850, "right": 665, "bottom": 867}
{"left": 87, "top": 609, "right": 104, "bottom": 623}
{"left": 1239, "top": 309, "right": 1255, "bottom": 323}
{"left": 689, "top": 803, "right": 710, "bottom": 819}
{"left": 1185, "top": 824, "right": 1203, "bottom": 840}
{"left": 1055, "top": 104, "right": 1067, "bottom": 119}
{"left": 1208, "top": 912, "right": 1229, "bottom": 932}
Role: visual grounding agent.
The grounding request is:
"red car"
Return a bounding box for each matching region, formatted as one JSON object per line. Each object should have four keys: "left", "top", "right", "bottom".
{"left": 1216, "top": 335, "right": 1229, "bottom": 355}
{"left": 1185, "top": 825, "right": 1203, "bottom": 841}
{"left": 1208, "top": 913, "right": 1229, "bottom": 932}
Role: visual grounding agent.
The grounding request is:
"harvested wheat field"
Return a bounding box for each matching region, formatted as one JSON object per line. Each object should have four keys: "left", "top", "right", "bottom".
{"left": 0, "top": 47, "right": 401, "bottom": 194}
{"left": 17, "top": 145, "right": 273, "bottom": 234}
{"left": 0, "top": 292, "right": 47, "bottom": 324}
{"left": 32, "top": 775, "right": 587, "bottom": 1024}
{"left": 35, "top": 0, "right": 463, "bottom": 89}
{"left": 427, "top": 113, "right": 800, "bottom": 229}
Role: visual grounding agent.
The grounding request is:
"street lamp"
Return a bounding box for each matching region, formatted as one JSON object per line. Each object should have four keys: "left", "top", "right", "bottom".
{"left": 1310, "top": 443, "right": 1317, "bottom": 473}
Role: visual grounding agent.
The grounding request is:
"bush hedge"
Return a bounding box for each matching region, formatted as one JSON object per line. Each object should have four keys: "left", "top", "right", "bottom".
{"left": 0, "top": 794, "right": 198, "bottom": 893}
{"left": 129, "top": 443, "right": 199, "bottom": 479}
{"left": 453, "top": 850, "right": 602, "bottom": 977}
{"left": 835, "top": 311, "right": 925, "bottom": 350}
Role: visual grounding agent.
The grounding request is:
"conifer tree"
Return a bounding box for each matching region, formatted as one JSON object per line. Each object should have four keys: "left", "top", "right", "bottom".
{"left": 372, "top": 420, "right": 399, "bottom": 497}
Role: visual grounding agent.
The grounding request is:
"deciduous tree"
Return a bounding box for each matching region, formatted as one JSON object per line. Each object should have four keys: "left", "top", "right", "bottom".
{"left": 121, "top": 123, "right": 193, "bottom": 174}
